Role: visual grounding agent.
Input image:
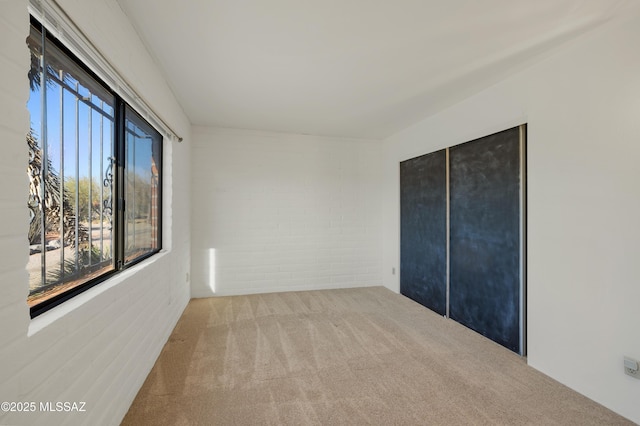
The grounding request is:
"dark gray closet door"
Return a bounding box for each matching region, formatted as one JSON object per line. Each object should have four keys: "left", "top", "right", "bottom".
{"left": 449, "top": 127, "right": 521, "bottom": 353}
{"left": 400, "top": 150, "right": 447, "bottom": 315}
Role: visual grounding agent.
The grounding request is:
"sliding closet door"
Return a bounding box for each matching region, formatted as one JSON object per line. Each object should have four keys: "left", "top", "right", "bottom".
{"left": 400, "top": 150, "right": 447, "bottom": 315}
{"left": 449, "top": 127, "right": 522, "bottom": 353}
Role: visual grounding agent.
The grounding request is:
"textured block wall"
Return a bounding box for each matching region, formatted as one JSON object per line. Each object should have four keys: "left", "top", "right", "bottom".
{"left": 0, "top": 1, "right": 191, "bottom": 425}
{"left": 191, "top": 127, "right": 384, "bottom": 297}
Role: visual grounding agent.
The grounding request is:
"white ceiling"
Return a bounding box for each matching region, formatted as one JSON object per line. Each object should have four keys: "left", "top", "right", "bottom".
{"left": 117, "top": 0, "right": 635, "bottom": 139}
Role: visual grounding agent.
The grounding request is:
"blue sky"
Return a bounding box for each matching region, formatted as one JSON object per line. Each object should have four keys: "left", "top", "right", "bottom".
{"left": 28, "top": 78, "right": 156, "bottom": 182}
{"left": 28, "top": 80, "right": 114, "bottom": 182}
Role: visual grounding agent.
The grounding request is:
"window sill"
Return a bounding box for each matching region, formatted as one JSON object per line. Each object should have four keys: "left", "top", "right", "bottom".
{"left": 28, "top": 250, "right": 168, "bottom": 337}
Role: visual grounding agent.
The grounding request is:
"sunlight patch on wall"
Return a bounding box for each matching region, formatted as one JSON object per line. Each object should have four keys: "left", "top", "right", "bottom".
{"left": 208, "top": 248, "right": 216, "bottom": 293}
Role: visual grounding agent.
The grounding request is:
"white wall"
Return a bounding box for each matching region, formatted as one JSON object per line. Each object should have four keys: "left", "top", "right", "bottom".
{"left": 191, "top": 127, "right": 383, "bottom": 297}
{"left": 382, "top": 12, "right": 640, "bottom": 423}
{"left": 0, "top": 1, "right": 191, "bottom": 425}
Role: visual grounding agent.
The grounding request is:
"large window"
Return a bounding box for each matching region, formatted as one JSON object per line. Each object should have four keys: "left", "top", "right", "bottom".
{"left": 27, "top": 17, "right": 162, "bottom": 317}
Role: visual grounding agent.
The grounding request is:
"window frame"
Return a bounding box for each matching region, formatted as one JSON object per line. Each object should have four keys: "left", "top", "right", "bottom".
{"left": 28, "top": 16, "right": 163, "bottom": 318}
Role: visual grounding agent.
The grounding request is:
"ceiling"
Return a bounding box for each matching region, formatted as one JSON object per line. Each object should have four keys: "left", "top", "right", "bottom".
{"left": 117, "top": 0, "right": 636, "bottom": 139}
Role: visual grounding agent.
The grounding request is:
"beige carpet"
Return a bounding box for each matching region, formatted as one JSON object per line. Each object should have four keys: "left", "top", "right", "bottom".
{"left": 122, "top": 287, "right": 633, "bottom": 425}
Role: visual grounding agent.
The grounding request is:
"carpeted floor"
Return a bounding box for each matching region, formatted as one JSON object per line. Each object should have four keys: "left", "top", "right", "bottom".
{"left": 122, "top": 287, "right": 633, "bottom": 425}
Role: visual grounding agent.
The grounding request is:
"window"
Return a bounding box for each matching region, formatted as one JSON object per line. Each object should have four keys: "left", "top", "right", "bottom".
{"left": 123, "top": 107, "right": 162, "bottom": 265}
{"left": 27, "top": 17, "right": 162, "bottom": 317}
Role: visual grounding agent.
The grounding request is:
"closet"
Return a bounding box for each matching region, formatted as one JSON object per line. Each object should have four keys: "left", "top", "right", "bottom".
{"left": 400, "top": 125, "right": 526, "bottom": 354}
